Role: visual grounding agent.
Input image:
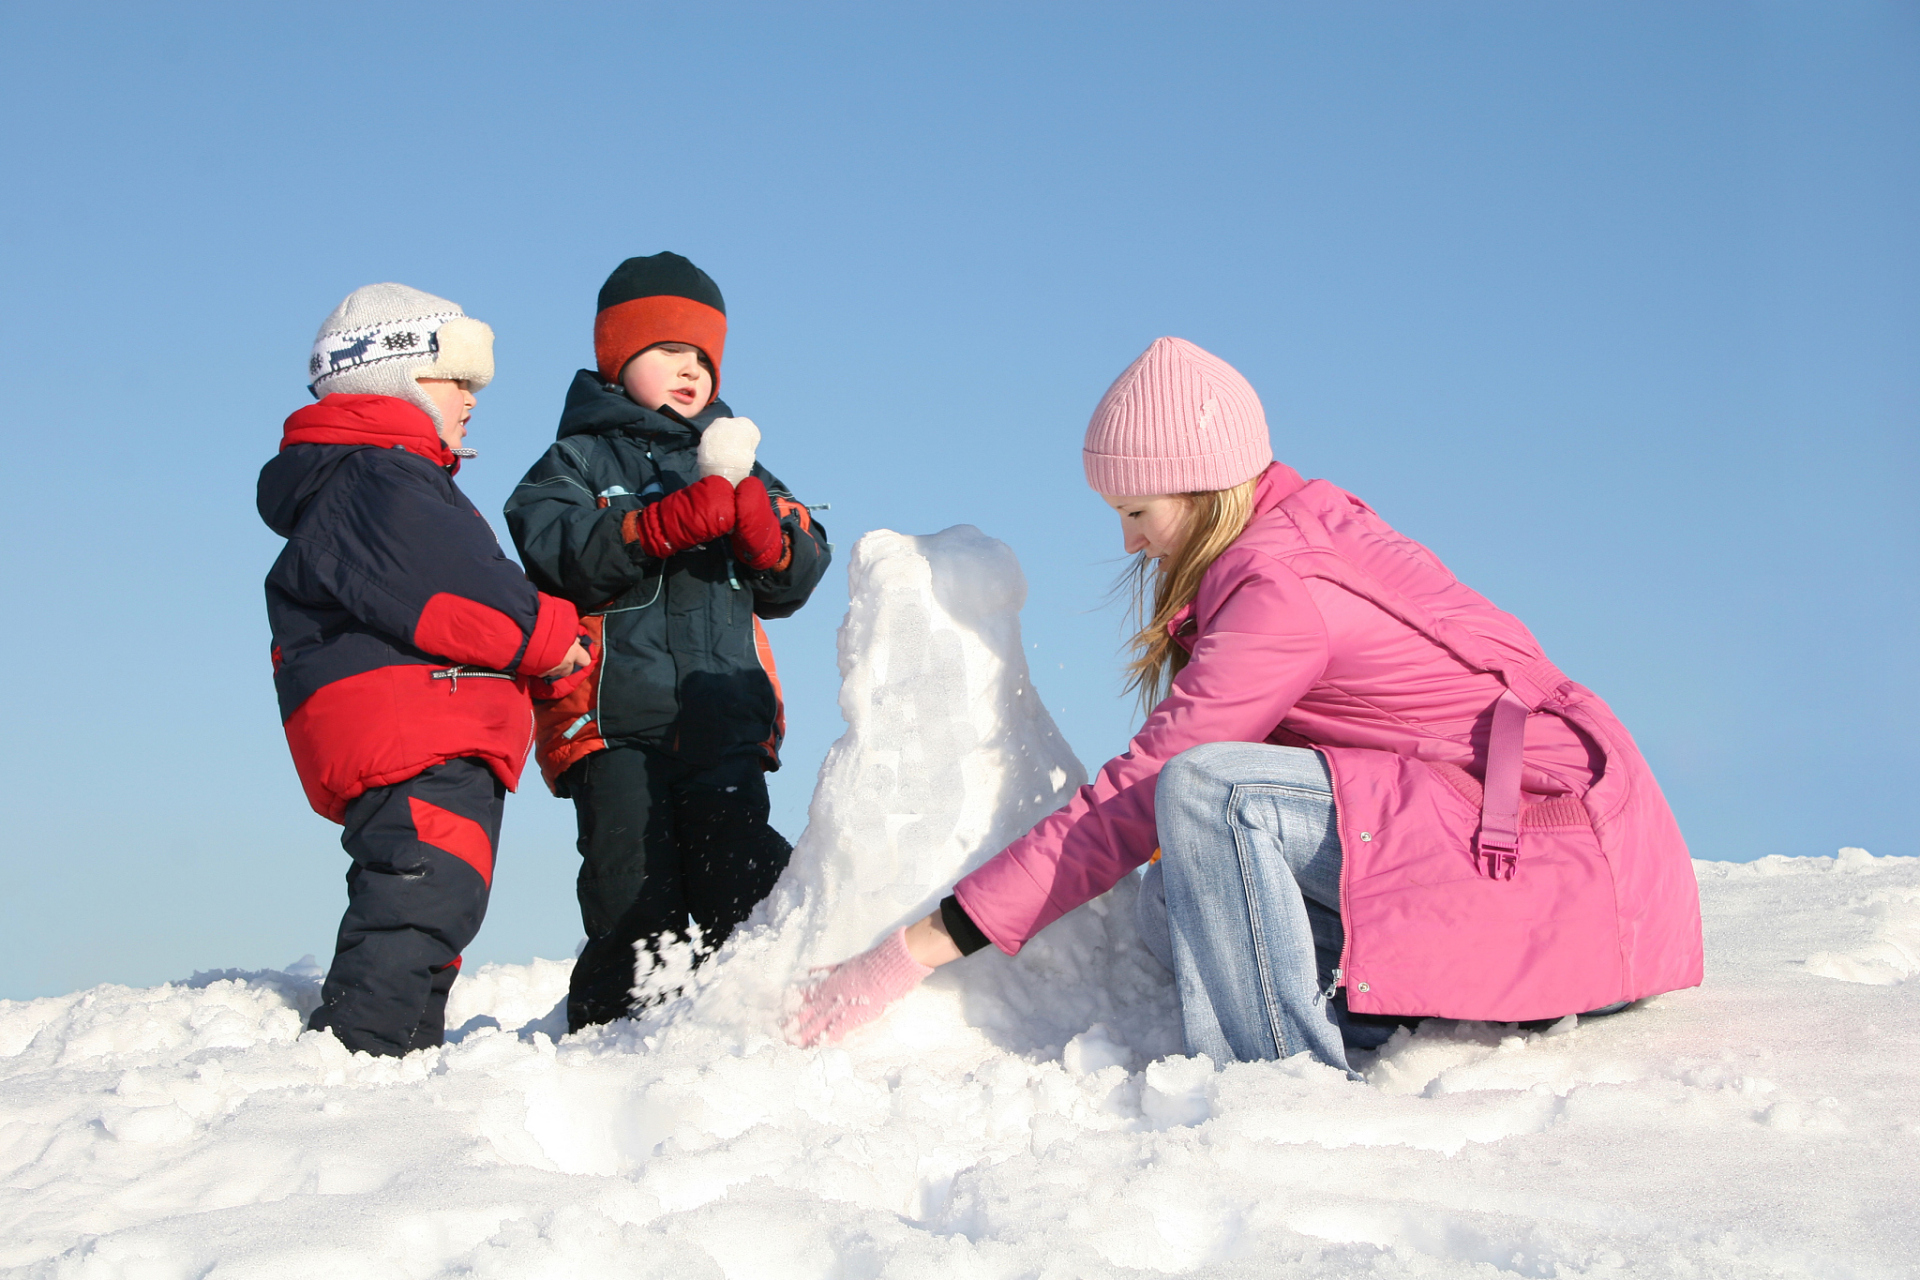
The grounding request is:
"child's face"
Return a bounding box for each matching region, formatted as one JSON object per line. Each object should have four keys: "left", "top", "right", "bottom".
{"left": 621, "top": 342, "right": 714, "bottom": 418}
{"left": 416, "top": 377, "right": 476, "bottom": 449}
{"left": 1103, "top": 493, "right": 1194, "bottom": 562}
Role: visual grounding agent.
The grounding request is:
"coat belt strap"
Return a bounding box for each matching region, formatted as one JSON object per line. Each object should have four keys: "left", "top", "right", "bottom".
{"left": 1475, "top": 691, "right": 1529, "bottom": 880}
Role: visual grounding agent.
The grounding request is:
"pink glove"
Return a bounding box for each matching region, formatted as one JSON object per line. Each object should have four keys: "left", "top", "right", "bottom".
{"left": 786, "top": 928, "right": 933, "bottom": 1046}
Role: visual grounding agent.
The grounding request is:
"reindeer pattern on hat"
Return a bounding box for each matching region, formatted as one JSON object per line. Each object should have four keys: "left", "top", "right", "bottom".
{"left": 308, "top": 313, "right": 462, "bottom": 393}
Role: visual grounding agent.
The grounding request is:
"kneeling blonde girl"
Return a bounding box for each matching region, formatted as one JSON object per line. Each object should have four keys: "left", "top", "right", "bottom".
{"left": 794, "top": 337, "right": 1702, "bottom": 1075}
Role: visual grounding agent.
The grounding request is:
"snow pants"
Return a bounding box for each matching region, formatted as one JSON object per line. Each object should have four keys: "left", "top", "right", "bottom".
{"left": 308, "top": 757, "right": 503, "bottom": 1057}
{"left": 564, "top": 744, "right": 792, "bottom": 1031}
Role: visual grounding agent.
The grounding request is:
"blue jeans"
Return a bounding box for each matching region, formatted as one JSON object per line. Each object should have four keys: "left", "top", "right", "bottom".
{"left": 1143, "top": 741, "right": 1400, "bottom": 1076}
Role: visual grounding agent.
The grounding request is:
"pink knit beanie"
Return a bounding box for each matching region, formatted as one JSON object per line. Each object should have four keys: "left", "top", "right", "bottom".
{"left": 1082, "top": 336, "right": 1273, "bottom": 495}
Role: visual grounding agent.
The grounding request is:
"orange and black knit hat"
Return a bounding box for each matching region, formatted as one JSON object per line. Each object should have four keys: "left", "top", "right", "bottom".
{"left": 593, "top": 252, "right": 728, "bottom": 390}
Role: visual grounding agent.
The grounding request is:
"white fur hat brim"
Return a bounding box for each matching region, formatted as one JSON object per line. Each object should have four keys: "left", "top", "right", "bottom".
{"left": 416, "top": 317, "right": 494, "bottom": 390}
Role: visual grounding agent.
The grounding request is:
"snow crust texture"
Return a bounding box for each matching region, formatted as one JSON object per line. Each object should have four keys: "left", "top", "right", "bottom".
{"left": 4, "top": 529, "right": 1918, "bottom": 1278}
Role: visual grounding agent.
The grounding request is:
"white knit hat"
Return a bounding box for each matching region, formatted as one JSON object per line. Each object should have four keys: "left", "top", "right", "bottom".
{"left": 307, "top": 283, "right": 494, "bottom": 431}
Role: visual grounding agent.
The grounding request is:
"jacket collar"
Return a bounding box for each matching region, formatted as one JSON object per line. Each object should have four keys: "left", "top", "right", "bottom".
{"left": 1163, "top": 462, "right": 1309, "bottom": 640}
{"left": 1251, "top": 460, "right": 1309, "bottom": 516}
{"left": 555, "top": 368, "right": 732, "bottom": 444}
{"left": 281, "top": 394, "right": 458, "bottom": 472}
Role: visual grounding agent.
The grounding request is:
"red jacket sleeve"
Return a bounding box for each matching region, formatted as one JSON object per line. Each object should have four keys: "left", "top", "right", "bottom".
{"left": 300, "top": 452, "right": 578, "bottom": 674}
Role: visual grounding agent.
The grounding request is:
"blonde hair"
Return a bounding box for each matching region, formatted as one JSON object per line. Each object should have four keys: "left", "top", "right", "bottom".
{"left": 1119, "top": 476, "right": 1261, "bottom": 711}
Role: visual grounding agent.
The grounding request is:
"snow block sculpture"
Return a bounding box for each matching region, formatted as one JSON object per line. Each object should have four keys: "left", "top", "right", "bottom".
{"left": 762, "top": 526, "right": 1083, "bottom": 960}
{"left": 746, "top": 525, "right": 1180, "bottom": 1059}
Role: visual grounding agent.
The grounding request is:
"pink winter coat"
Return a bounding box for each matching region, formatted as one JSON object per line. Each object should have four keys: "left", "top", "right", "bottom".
{"left": 955, "top": 463, "right": 1702, "bottom": 1022}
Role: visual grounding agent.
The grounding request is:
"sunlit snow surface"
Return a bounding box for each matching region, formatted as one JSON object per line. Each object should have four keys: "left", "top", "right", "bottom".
{"left": 5, "top": 528, "right": 1918, "bottom": 1279}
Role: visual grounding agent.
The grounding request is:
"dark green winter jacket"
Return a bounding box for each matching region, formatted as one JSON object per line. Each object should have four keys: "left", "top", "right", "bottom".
{"left": 504, "top": 371, "right": 831, "bottom": 791}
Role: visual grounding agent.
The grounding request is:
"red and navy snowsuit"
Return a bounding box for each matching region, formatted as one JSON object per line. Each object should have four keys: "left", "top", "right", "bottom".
{"left": 259, "top": 393, "right": 580, "bottom": 1055}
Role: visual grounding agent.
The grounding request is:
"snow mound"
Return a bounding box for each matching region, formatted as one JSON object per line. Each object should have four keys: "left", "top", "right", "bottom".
{"left": 1700, "top": 846, "right": 1920, "bottom": 985}
{"left": 765, "top": 525, "right": 1088, "bottom": 964}
{"left": 3, "top": 530, "right": 1918, "bottom": 1277}
{"left": 620, "top": 525, "right": 1178, "bottom": 1063}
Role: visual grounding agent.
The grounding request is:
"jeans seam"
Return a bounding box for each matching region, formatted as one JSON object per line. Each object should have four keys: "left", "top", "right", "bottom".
{"left": 1239, "top": 781, "right": 1329, "bottom": 801}
{"left": 1228, "top": 783, "right": 1289, "bottom": 1059}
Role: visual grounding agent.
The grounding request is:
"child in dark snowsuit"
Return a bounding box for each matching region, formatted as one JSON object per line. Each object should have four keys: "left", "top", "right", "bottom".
{"left": 259, "top": 284, "right": 589, "bottom": 1056}
{"left": 505, "top": 253, "right": 832, "bottom": 1032}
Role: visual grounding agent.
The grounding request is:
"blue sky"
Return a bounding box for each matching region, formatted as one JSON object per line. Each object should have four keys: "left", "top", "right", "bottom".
{"left": 0, "top": 3, "right": 1913, "bottom": 1000}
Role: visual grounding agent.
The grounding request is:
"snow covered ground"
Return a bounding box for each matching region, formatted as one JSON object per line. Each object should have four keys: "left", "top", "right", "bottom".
{"left": 4, "top": 529, "right": 1917, "bottom": 1279}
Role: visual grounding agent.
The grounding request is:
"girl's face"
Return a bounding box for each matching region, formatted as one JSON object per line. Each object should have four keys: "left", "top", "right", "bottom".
{"left": 1102, "top": 493, "right": 1194, "bottom": 561}
{"left": 416, "top": 377, "right": 476, "bottom": 449}
{"left": 622, "top": 342, "right": 715, "bottom": 418}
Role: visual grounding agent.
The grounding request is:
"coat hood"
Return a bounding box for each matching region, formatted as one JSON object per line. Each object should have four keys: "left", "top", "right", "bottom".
{"left": 1250, "top": 460, "right": 1310, "bottom": 515}
{"left": 259, "top": 394, "right": 455, "bottom": 537}
{"left": 555, "top": 368, "right": 731, "bottom": 446}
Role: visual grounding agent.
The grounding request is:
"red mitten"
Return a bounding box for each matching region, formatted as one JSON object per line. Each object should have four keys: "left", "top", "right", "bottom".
{"left": 730, "top": 476, "right": 788, "bottom": 571}
{"left": 624, "top": 475, "right": 736, "bottom": 557}
{"left": 529, "top": 634, "right": 596, "bottom": 702}
{"left": 785, "top": 928, "right": 933, "bottom": 1047}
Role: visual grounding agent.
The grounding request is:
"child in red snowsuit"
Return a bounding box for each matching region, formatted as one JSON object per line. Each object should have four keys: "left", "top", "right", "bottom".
{"left": 259, "top": 283, "right": 588, "bottom": 1056}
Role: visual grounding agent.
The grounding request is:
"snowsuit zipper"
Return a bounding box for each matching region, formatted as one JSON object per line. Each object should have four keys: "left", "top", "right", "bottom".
{"left": 431, "top": 666, "right": 516, "bottom": 692}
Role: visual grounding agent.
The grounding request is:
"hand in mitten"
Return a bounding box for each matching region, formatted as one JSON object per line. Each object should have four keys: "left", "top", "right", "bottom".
{"left": 786, "top": 928, "right": 932, "bottom": 1047}
{"left": 530, "top": 635, "right": 595, "bottom": 701}
{"left": 542, "top": 639, "right": 592, "bottom": 681}
{"left": 624, "top": 474, "right": 736, "bottom": 557}
{"left": 730, "top": 475, "right": 788, "bottom": 571}
{"left": 697, "top": 416, "right": 760, "bottom": 485}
